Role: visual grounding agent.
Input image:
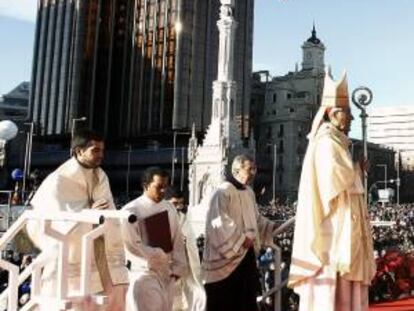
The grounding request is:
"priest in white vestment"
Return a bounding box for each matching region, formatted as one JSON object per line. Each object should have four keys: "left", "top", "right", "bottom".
{"left": 121, "top": 167, "right": 188, "bottom": 311}
{"left": 26, "top": 130, "right": 128, "bottom": 311}
{"left": 288, "top": 70, "right": 376, "bottom": 311}
{"left": 202, "top": 155, "right": 277, "bottom": 311}
{"left": 168, "top": 189, "right": 206, "bottom": 311}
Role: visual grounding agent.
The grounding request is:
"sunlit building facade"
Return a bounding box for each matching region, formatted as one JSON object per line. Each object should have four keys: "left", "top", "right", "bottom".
{"left": 368, "top": 106, "right": 414, "bottom": 170}
{"left": 29, "top": 0, "right": 254, "bottom": 142}
{"left": 257, "top": 27, "right": 325, "bottom": 200}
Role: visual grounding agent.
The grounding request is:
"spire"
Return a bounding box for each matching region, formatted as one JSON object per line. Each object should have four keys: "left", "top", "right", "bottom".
{"left": 307, "top": 22, "right": 321, "bottom": 45}
{"left": 188, "top": 122, "right": 198, "bottom": 162}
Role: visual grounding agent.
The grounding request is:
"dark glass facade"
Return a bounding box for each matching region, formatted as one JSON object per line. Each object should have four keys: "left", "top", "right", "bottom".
{"left": 29, "top": 0, "right": 254, "bottom": 142}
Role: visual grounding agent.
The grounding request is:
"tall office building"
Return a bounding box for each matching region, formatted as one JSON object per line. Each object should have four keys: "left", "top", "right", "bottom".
{"left": 29, "top": 0, "right": 253, "bottom": 142}
{"left": 368, "top": 106, "right": 414, "bottom": 170}
{"left": 0, "top": 82, "right": 30, "bottom": 122}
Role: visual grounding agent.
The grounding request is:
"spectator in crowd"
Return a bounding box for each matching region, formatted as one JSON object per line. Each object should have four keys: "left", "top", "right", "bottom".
{"left": 202, "top": 155, "right": 277, "bottom": 311}
{"left": 121, "top": 167, "right": 188, "bottom": 311}
{"left": 26, "top": 129, "right": 128, "bottom": 311}
{"left": 288, "top": 72, "right": 375, "bottom": 311}
{"left": 168, "top": 188, "right": 187, "bottom": 219}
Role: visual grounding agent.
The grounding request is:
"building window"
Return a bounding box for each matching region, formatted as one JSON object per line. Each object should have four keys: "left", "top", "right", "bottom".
{"left": 289, "top": 108, "right": 295, "bottom": 113}
{"left": 298, "top": 124, "right": 303, "bottom": 138}
{"left": 273, "top": 93, "right": 277, "bottom": 103}
{"left": 267, "top": 126, "right": 272, "bottom": 139}
{"left": 278, "top": 155, "right": 283, "bottom": 167}
{"left": 279, "top": 140, "right": 284, "bottom": 153}
{"left": 278, "top": 124, "right": 284, "bottom": 137}
{"left": 287, "top": 93, "right": 292, "bottom": 99}
{"left": 267, "top": 144, "right": 272, "bottom": 155}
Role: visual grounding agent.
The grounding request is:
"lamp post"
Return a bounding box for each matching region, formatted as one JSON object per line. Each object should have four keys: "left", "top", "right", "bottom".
{"left": 266, "top": 142, "right": 277, "bottom": 204}
{"left": 396, "top": 150, "right": 400, "bottom": 205}
{"left": 126, "top": 144, "right": 132, "bottom": 200}
{"left": 180, "top": 147, "right": 185, "bottom": 191}
{"left": 22, "top": 122, "right": 34, "bottom": 199}
{"left": 70, "top": 117, "right": 87, "bottom": 155}
{"left": 376, "top": 164, "right": 388, "bottom": 190}
{"left": 272, "top": 143, "right": 277, "bottom": 204}
{"left": 172, "top": 132, "right": 177, "bottom": 186}
{"left": 171, "top": 131, "right": 190, "bottom": 186}
{"left": 351, "top": 86, "right": 373, "bottom": 203}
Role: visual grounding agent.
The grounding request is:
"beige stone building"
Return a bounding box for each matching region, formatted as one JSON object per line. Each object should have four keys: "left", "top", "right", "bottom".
{"left": 257, "top": 26, "right": 325, "bottom": 200}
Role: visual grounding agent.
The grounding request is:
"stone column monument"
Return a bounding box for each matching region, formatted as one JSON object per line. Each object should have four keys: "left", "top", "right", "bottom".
{"left": 187, "top": 0, "right": 254, "bottom": 236}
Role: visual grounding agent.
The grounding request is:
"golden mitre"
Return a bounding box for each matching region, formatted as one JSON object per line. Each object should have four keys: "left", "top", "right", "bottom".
{"left": 321, "top": 67, "right": 349, "bottom": 109}
{"left": 308, "top": 67, "right": 350, "bottom": 139}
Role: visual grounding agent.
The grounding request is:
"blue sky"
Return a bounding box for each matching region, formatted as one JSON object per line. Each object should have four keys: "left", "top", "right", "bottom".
{"left": 254, "top": 0, "right": 414, "bottom": 108}
{"left": 253, "top": 0, "right": 414, "bottom": 137}
{"left": 0, "top": 0, "right": 36, "bottom": 94}
{"left": 1, "top": 0, "right": 414, "bottom": 138}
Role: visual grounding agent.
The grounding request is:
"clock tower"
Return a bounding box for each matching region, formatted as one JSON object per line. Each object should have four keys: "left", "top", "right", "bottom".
{"left": 301, "top": 24, "right": 325, "bottom": 72}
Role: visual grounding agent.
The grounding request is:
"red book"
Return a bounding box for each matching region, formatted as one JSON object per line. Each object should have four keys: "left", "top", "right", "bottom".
{"left": 142, "top": 210, "right": 173, "bottom": 253}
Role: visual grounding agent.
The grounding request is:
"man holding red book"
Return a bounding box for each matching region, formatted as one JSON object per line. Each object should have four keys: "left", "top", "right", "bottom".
{"left": 121, "top": 167, "right": 187, "bottom": 311}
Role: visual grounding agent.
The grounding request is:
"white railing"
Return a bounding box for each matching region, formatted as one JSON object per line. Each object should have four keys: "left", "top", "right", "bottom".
{"left": 0, "top": 190, "right": 13, "bottom": 231}
{"left": 258, "top": 216, "right": 397, "bottom": 311}
{"left": 0, "top": 209, "right": 135, "bottom": 311}
{"left": 257, "top": 217, "right": 295, "bottom": 311}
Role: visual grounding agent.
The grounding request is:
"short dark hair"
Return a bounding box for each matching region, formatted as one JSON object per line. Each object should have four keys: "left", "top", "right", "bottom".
{"left": 141, "top": 167, "right": 169, "bottom": 189}
{"left": 72, "top": 129, "right": 104, "bottom": 153}
{"left": 166, "top": 187, "right": 184, "bottom": 200}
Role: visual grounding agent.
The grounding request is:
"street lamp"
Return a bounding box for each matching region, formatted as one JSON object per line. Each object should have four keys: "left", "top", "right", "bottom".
{"left": 272, "top": 144, "right": 277, "bottom": 204}
{"left": 376, "top": 164, "right": 388, "bottom": 190}
{"left": 71, "top": 117, "right": 87, "bottom": 155}
{"left": 180, "top": 147, "right": 185, "bottom": 191}
{"left": 126, "top": 144, "right": 132, "bottom": 200}
{"left": 395, "top": 150, "right": 401, "bottom": 205}
{"left": 22, "top": 122, "right": 34, "bottom": 199}
{"left": 266, "top": 142, "right": 277, "bottom": 204}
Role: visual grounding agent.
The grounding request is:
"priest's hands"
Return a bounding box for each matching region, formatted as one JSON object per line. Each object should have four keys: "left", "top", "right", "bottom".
{"left": 242, "top": 237, "right": 254, "bottom": 249}
{"left": 148, "top": 248, "right": 169, "bottom": 274}
{"left": 92, "top": 198, "right": 109, "bottom": 210}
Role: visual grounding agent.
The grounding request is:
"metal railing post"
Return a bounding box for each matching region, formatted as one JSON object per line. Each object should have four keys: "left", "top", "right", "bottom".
{"left": 273, "top": 245, "right": 281, "bottom": 311}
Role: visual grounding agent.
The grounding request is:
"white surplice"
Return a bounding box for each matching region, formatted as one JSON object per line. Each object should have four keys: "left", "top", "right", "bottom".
{"left": 173, "top": 212, "right": 206, "bottom": 311}
{"left": 121, "top": 195, "right": 188, "bottom": 311}
{"left": 202, "top": 181, "right": 276, "bottom": 284}
{"left": 26, "top": 157, "right": 128, "bottom": 310}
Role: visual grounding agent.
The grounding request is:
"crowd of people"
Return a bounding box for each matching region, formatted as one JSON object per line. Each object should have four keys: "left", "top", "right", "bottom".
{"left": 4, "top": 200, "right": 413, "bottom": 310}
{"left": 254, "top": 201, "right": 414, "bottom": 310}
{"left": 0, "top": 130, "right": 411, "bottom": 310}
